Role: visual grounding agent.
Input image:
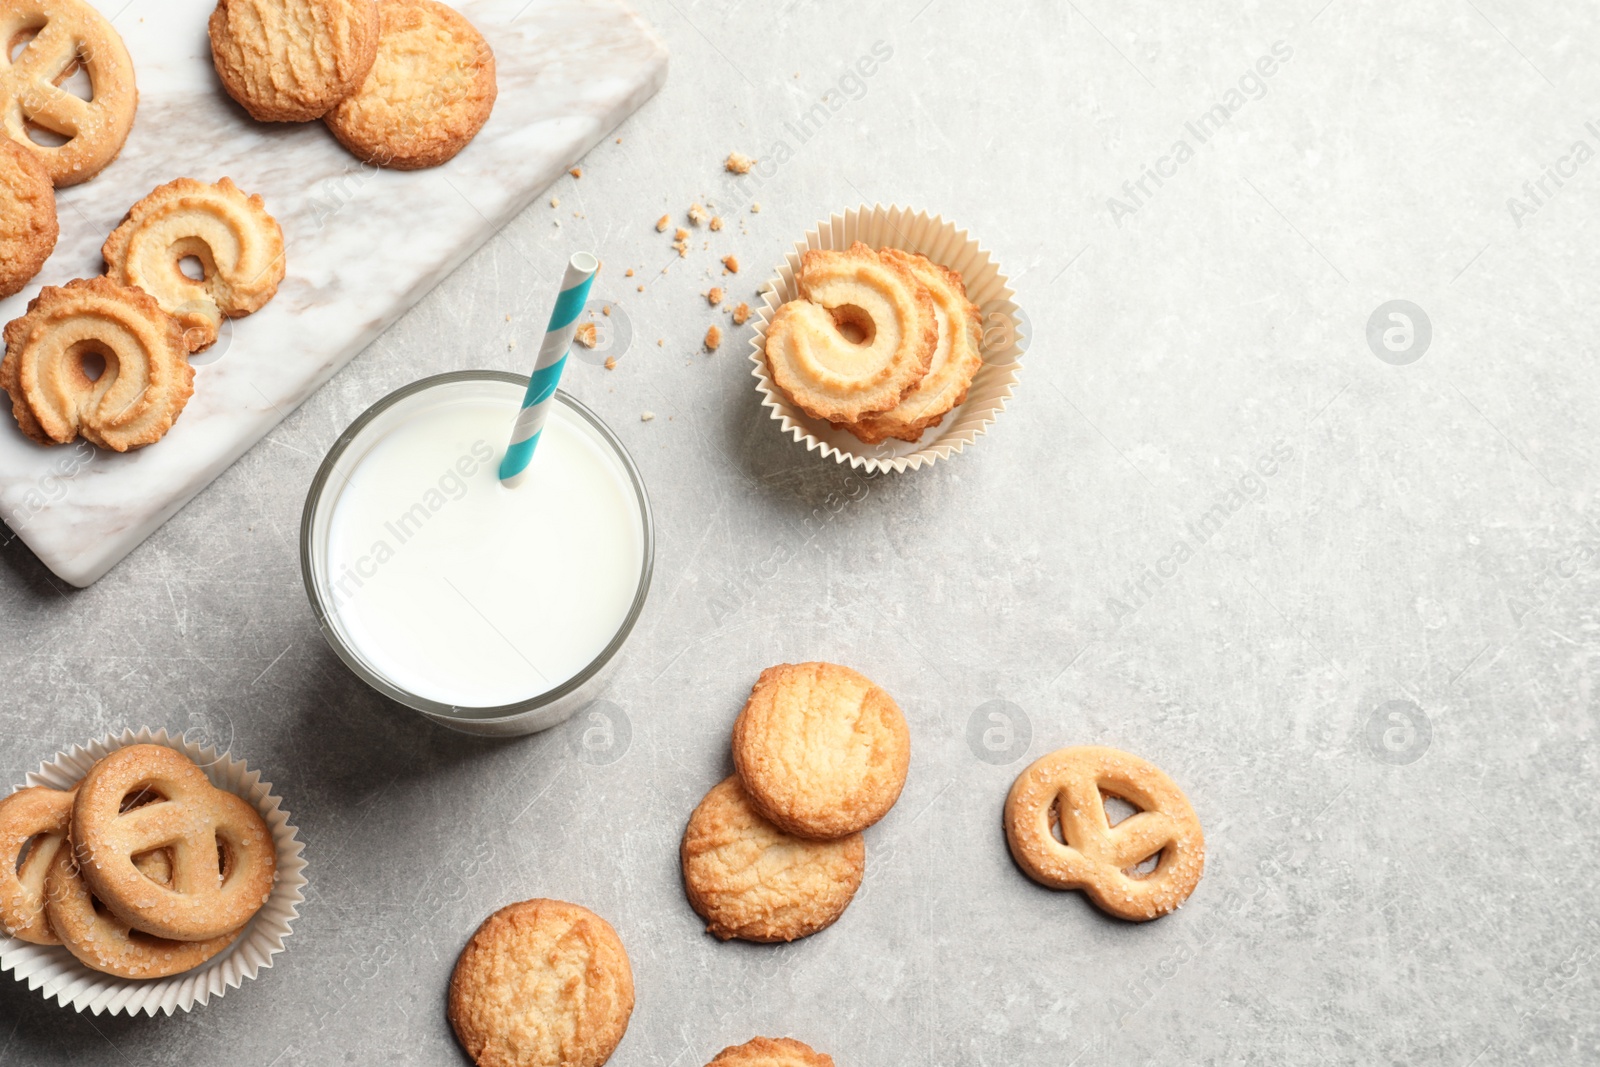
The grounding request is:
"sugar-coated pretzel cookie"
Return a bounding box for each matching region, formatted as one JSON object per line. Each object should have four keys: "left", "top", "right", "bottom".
{"left": 102, "top": 177, "right": 287, "bottom": 353}
{"left": 71, "top": 743, "right": 276, "bottom": 942}
{"left": 324, "top": 0, "right": 496, "bottom": 171}
{"left": 1004, "top": 746, "right": 1204, "bottom": 921}
{"left": 681, "top": 776, "right": 864, "bottom": 943}
{"left": 0, "top": 785, "right": 73, "bottom": 944}
{"left": 449, "top": 898, "right": 634, "bottom": 1067}
{"left": 765, "top": 242, "right": 937, "bottom": 424}
{"left": 1, "top": 277, "right": 193, "bottom": 450}
{"left": 208, "top": 0, "right": 380, "bottom": 123}
{"left": 0, "top": 0, "right": 138, "bottom": 186}
{"left": 732, "top": 661, "right": 911, "bottom": 840}
{"left": 707, "top": 1037, "right": 836, "bottom": 1067}
{"left": 0, "top": 136, "right": 56, "bottom": 299}
{"left": 43, "top": 844, "right": 241, "bottom": 979}
{"left": 843, "top": 249, "right": 982, "bottom": 445}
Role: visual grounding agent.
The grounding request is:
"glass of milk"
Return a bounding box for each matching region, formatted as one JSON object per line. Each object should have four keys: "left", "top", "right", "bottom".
{"left": 300, "top": 371, "right": 654, "bottom": 736}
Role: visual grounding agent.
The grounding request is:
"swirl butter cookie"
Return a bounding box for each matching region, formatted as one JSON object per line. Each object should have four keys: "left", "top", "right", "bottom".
{"left": 103, "top": 177, "right": 286, "bottom": 352}
{"left": 1, "top": 277, "right": 193, "bottom": 451}
{"left": 843, "top": 249, "right": 982, "bottom": 445}
{"left": 0, "top": 785, "right": 74, "bottom": 944}
{"left": 681, "top": 776, "right": 865, "bottom": 943}
{"left": 324, "top": 0, "right": 496, "bottom": 170}
{"left": 449, "top": 898, "right": 635, "bottom": 1067}
{"left": 707, "top": 1037, "right": 836, "bottom": 1067}
{"left": 731, "top": 662, "right": 911, "bottom": 840}
{"left": 765, "top": 242, "right": 937, "bottom": 424}
{"left": 0, "top": 0, "right": 138, "bottom": 186}
{"left": 209, "top": 0, "right": 380, "bottom": 122}
{"left": 0, "top": 137, "right": 57, "bottom": 299}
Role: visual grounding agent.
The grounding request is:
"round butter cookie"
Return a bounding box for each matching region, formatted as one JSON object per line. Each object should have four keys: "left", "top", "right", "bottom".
{"left": 707, "top": 1037, "right": 836, "bottom": 1067}
{"left": 102, "top": 176, "right": 286, "bottom": 352}
{"left": 0, "top": 137, "right": 57, "bottom": 299}
{"left": 324, "top": 0, "right": 496, "bottom": 170}
{"left": 0, "top": 0, "right": 139, "bottom": 186}
{"left": 731, "top": 662, "right": 911, "bottom": 840}
{"left": 208, "top": 0, "right": 380, "bottom": 122}
{"left": 843, "top": 249, "right": 982, "bottom": 445}
{"left": 764, "top": 242, "right": 936, "bottom": 424}
{"left": 680, "top": 776, "right": 865, "bottom": 943}
{"left": 1, "top": 277, "right": 193, "bottom": 451}
{"left": 449, "top": 898, "right": 635, "bottom": 1067}
{"left": 0, "top": 785, "right": 73, "bottom": 944}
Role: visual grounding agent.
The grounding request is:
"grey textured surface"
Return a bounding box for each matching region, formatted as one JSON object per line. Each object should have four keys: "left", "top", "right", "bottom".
{"left": 3, "top": 0, "right": 1599, "bottom": 1063}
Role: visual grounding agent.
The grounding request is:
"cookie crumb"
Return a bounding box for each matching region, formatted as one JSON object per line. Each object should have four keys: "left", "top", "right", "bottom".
{"left": 707, "top": 287, "right": 724, "bottom": 306}
{"left": 688, "top": 203, "right": 707, "bottom": 226}
{"left": 674, "top": 227, "right": 689, "bottom": 241}
{"left": 732, "top": 302, "right": 751, "bottom": 325}
{"left": 574, "top": 322, "right": 598, "bottom": 348}
{"left": 504, "top": 314, "right": 512, "bottom": 322}
{"left": 625, "top": 268, "right": 634, "bottom": 277}
{"left": 615, "top": 137, "right": 622, "bottom": 144}
{"left": 709, "top": 215, "right": 724, "bottom": 231}
{"left": 657, "top": 339, "right": 664, "bottom": 346}
{"left": 705, "top": 325, "right": 723, "bottom": 351}
{"left": 641, "top": 411, "right": 654, "bottom": 421}
{"left": 722, "top": 255, "right": 739, "bottom": 274}
{"left": 549, "top": 196, "right": 560, "bottom": 208}
{"left": 751, "top": 202, "right": 761, "bottom": 213}
{"left": 569, "top": 167, "right": 582, "bottom": 178}
{"left": 656, "top": 214, "right": 670, "bottom": 232}
{"left": 602, "top": 306, "right": 611, "bottom": 316}
{"left": 604, "top": 356, "right": 617, "bottom": 370}
{"left": 507, "top": 338, "right": 516, "bottom": 350}
{"left": 725, "top": 151, "right": 754, "bottom": 174}
{"left": 637, "top": 284, "right": 645, "bottom": 292}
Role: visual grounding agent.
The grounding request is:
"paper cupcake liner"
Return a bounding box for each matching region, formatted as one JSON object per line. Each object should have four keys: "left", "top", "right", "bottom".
{"left": 0, "top": 728, "right": 307, "bottom": 1016}
{"left": 749, "top": 204, "right": 1027, "bottom": 473}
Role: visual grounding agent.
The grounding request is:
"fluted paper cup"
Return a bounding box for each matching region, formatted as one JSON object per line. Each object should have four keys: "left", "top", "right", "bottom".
{"left": 0, "top": 728, "right": 307, "bottom": 1016}
{"left": 749, "top": 204, "right": 1027, "bottom": 473}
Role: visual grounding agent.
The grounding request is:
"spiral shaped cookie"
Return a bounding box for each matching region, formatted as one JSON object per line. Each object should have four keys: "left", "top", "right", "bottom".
{"left": 765, "top": 242, "right": 937, "bottom": 424}
{"left": 103, "top": 177, "right": 285, "bottom": 353}
{"left": 1, "top": 277, "right": 193, "bottom": 451}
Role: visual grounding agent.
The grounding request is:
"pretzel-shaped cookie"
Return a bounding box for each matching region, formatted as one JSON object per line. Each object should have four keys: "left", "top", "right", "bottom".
{"left": 0, "top": 785, "right": 73, "bottom": 944}
{"left": 1004, "top": 746, "right": 1204, "bottom": 921}
{"left": 72, "top": 744, "right": 276, "bottom": 941}
{"left": 0, "top": 0, "right": 139, "bottom": 186}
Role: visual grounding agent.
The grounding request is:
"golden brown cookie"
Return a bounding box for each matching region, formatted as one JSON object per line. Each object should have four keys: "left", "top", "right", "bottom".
{"left": 43, "top": 845, "right": 241, "bottom": 979}
{"left": 765, "top": 242, "right": 937, "bottom": 424}
{"left": 0, "top": 0, "right": 139, "bottom": 186}
{"left": 208, "top": 0, "right": 380, "bottom": 122}
{"left": 1004, "top": 746, "right": 1205, "bottom": 921}
{"left": 72, "top": 743, "right": 276, "bottom": 941}
{"left": 707, "top": 1037, "right": 835, "bottom": 1067}
{"left": 1, "top": 277, "right": 193, "bottom": 451}
{"left": 731, "top": 662, "right": 911, "bottom": 840}
{"left": 680, "top": 776, "right": 865, "bottom": 943}
{"left": 102, "top": 176, "right": 286, "bottom": 352}
{"left": 448, "top": 898, "right": 634, "bottom": 1067}
{"left": 0, "top": 785, "right": 73, "bottom": 944}
{"left": 843, "top": 250, "right": 982, "bottom": 445}
{"left": 323, "top": 0, "right": 496, "bottom": 170}
{"left": 0, "top": 137, "right": 56, "bottom": 299}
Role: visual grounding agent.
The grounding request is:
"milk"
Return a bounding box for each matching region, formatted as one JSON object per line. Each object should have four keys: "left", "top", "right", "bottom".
{"left": 320, "top": 380, "right": 645, "bottom": 709}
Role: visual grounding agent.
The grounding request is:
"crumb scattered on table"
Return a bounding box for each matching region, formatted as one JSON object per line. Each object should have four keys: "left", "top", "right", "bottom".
{"left": 570, "top": 167, "right": 582, "bottom": 178}
{"left": 705, "top": 325, "right": 722, "bottom": 351}
{"left": 732, "top": 302, "right": 751, "bottom": 325}
{"left": 707, "top": 287, "right": 724, "bottom": 306}
{"left": 602, "top": 306, "right": 611, "bottom": 316}
{"left": 605, "top": 356, "right": 617, "bottom": 370}
{"left": 574, "top": 322, "right": 598, "bottom": 347}
{"left": 549, "top": 196, "right": 559, "bottom": 208}
{"left": 725, "top": 151, "right": 754, "bottom": 174}
{"left": 674, "top": 227, "right": 689, "bottom": 241}
{"left": 688, "top": 203, "right": 707, "bottom": 226}
{"left": 625, "top": 268, "right": 634, "bottom": 277}
{"left": 751, "top": 202, "right": 761, "bottom": 213}
{"left": 637, "top": 284, "right": 645, "bottom": 292}
{"left": 709, "top": 216, "right": 724, "bottom": 231}
{"left": 641, "top": 411, "right": 654, "bottom": 421}
{"left": 722, "top": 255, "right": 740, "bottom": 274}
{"left": 656, "top": 214, "right": 670, "bottom": 232}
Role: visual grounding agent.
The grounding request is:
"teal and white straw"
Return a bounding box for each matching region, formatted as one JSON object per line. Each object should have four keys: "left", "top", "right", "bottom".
{"left": 499, "top": 252, "right": 599, "bottom": 487}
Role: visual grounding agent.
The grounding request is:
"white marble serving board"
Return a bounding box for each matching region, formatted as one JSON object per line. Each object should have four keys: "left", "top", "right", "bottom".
{"left": 0, "top": 0, "right": 667, "bottom": 586}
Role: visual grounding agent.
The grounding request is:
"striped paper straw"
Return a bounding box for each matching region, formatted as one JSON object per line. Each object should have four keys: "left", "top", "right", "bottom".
{"left": 499, "top": 251, "right": 599, "bottom": 487}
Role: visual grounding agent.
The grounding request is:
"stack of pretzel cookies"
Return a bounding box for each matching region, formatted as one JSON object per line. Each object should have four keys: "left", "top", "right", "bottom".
{"left": 0, "top": 744, "right": 276, "bottom": 980}
{"left": 764, "top": 243, "right": 986, "bottom": 445}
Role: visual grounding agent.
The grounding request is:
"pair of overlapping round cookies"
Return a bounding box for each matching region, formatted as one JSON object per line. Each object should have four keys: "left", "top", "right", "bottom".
{"left": 0, "top": 744, "right": 276, "bottom": 979}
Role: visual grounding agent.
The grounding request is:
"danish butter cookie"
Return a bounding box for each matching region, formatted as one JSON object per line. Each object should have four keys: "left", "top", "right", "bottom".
{"left": 1004, "top": 746, "right": 1204, "bottom": 921}
{"left": 72, "top": 743, "right": 277, "bottom": 941}
{"left": 732, "top": 662, "right": 911, "bottom": 839}
{"left": 0, "top": 0, "right": 138, "bottom": 186}
{"left": 0, "top": 785, "right": 73, "bottom": 944}
{"left": 449, "top": 898, "right": 635, "bottom": 1067}
{"left": 681, "top": 776, "right": 864, "bottom": 943}
{"left": 324, "top": 0, "right": 496, "bottom": 170}
{"left": 707, "top": 1037, "right": 835, "bottom": 1067}
{"left": 1, "top": 277, "right": 192, "bottom": 450}
{"left": 844, "top": 250, "right": 982, "bottom": 445}
{"left": 0, "top": 137, "right": 57, "bottom": 299}
{"left": 208, "top": 0, "right": 380, "bottom": 122}
{"left": 103, "top": 176, "right": 286, "bottom": 352}
{"left": 764, "top": 242, "right": 936, "bottom": 424}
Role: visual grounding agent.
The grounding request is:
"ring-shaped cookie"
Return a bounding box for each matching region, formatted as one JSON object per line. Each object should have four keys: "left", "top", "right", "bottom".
{"left": 0, "top": 0, "right": 139, "bottom": 186}
{"left": 1, "top": 277, "right": 192, "bottom": 451}
{"left": 765, "top": 242, "right": 937, "bottom": 424}
{"left": 103, "top": 177, "right": 286, "bottom": 353}
{"left": 1004, "top": 746, "right": 1204, "bottom": 921}
{"left": 0, "top": 785, "right": 73, "bottom": 944}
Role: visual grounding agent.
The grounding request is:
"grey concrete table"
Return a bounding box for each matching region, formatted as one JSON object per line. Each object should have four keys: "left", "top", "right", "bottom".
{"left": 3, "top": 1, "right": 1598, "bottom": 1063}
